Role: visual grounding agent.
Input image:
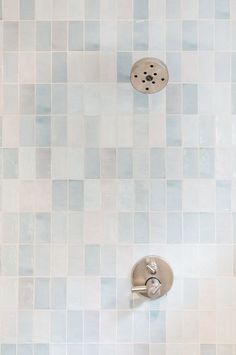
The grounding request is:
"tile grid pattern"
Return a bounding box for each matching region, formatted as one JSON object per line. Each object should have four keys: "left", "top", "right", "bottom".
{"left": 0, "top": 0, "right": 236, "bottom": 354}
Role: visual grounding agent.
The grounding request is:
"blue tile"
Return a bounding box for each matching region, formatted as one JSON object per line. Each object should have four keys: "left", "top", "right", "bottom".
{"left": 67, "top": 311, "right": 83, "bottom": 342}
{"left": 118, "top": 213, "right": 133, "bottom": 243}
{"left": 35, "top": 278, "right": 50, "bottom": 309}
{"left": 167, "top": 212, "right": 182, "bottom": 243}
{"left": 51, "top": 278, "right": 67, "bottom": 309}
{"left": 150, "top": 180, "right": 166, "bottom": 211}
{"left": 150, "top": 148, "right": 165, "bottom": 178}
{"left": 85, "top": 0, "right": 100, "bottom": 19}
{"left": 183, "top": 148, "right": 199, "bottom": 178}
{"left": 36, "top": 148, "right": 51, "bottom": 178}
{"left": 35, "top": 213, "right": 51, "bottom": 243}
{"left": 4, "top": 53, "right": 18, "bottom": 82}
{"left": 52, "top": 53, "right": 67, "bottom": 83}
{"left": 101, "top": 149, "right": 116, "bottom": 178}
{"left": 69, "top": 180, "right": 84, "bottom": 210}
{"left": 36, "top": 116, "right": 51, "bottom": 146}
{"left": 20, "top": 116, "right": 35, "bottom": 146}
{"left": 133, "top": 91, "right": 149, "bottom": 114}
{"left": 117, "top": 22, "right": 132, "bottom": 51}
{"left": 133, "top": 311, "right": 149, "bottom": 342}
{"left": 51, "top": 311, "right": 66, "bottom": 343}
{"left": 69, "top": 22, "right": 83, "bottom": 51}
{"left": 200, "top": 345, "right": 216, "bottom": 355}
{"left": 117, "top": 52, "right": 132, "bottom": 82}
{"left": 133, "top": 21, "right": 149, "bottom": 50}
{"left": 19, "top": 245, "right": 33, "bottom": 276}
{"left": 84, "top": 311, "right": 100, "bottom": 342}
{"left": 199, "top": 148, "right": 215, "bottom": 178}
{"left": 135, "top": 180, "right": 149, "bottom": 211}
{"left": 52, "top": 180, "right": 68, "bottom": 210}
{"left": 167, "top": 180, "right": 182, "bottom": 210}
{"left": 101, "top": 245, "right": 116, "bottom": 276}
{"left": 3, "top": 149, "right": 18, "bottom": 178}
{"left": 166, "top": 0, "right": 181, "bottom": 18}
{"left": 199, "top": 116, "right": 215, "bottom": 147}
{"left": 166, "top": 115, "right": 182, "bottom": 146}
{"left": 183, "top": 84, "right": 198, "bottom": 114}
{"left": 85, "top": 21, "right": 100, "bottom": 51}
{"left": 134, "top": 212, "right": 149, "bottom": 243}
{"left": 117, "top": 148, "right": 133, "bottom": 178}
{"left": 166, "top": 21, "right": 181, "bottom": 50}
{"left": 199, "top": 0, "right": 214, "bottom": 18}
{"left": 133, "top": 344, "right": 149, "bottom": 355}
{"left": 52, "top": 85, "right": 67, "bottom": 114}
{"left": 20, "top": 213, "right": 34, "bottom": 243}
{"left": 200, "top": 213, "right": 215, "bottom": 243}
{"left": 85, "top": 149, "right": 100, "bottom": 178}
{"left": 166, "top": 52, "right": 181, "bottom": 82}
{"left": 199, "top": 22, "right": 214, "bottom": 50}
{"left": 20, "top": 0, "right": 35, "bottom": 19}
{"left": 183, "top": 213, "right": 199, "bottom": 243}
{"left": 52, "top": 117, "right": 67, "bottom": 146}
{"left": 20, "top": 85, "right": 35, "bottom": 114}
{"left": 150, "top": 311, "right": 166, "bottom": 342}
{"left": 85, "top": 245, "right": 100, "bottom": 275}
{"left": 36, "top": 85, "right": 51, "bottom": 115}
{"left": 182, "top": 21, "right": 198, "bottom": 51}
{"left": 232, "top": 85, "right": 236, "bottom": 113}
{"left": 34, "top": 344, "right": 49, "bottom": 355}
{"left": 117, "top": 311, "right": 132, "bottom": 342}
{"left": 134, "top": 0, "right": 149, "bottom": 19}
{"left": 20, "top": 22, "right": 35, "bottom": 50}
{"left": 36, "top": 22, "right": 51, "bottom": 51}
{"left": 101, "top": 278, "right": 116, "bottom": 309}
{"left": 216, "top": 180, "right": 231, "bottom": 211}
{"left": 1, "top": 345, "right": 16, "bottom": 355}
{"left": 232, "top": 54, "right": 236, "bottom": 82}
{"left": 215, "top": 0, "right": 230, "bottom": 18}
{"left": 166, "top": 84, "right": 182, "bottom": 114}
{"left": 183, "top": 278, "right": 199, "bottom": 309}
{"left": 18, "top": 345, "right": 33, "bottom": 355}
{"left": 68, "top": 84, "right": 84, "bottom": 114}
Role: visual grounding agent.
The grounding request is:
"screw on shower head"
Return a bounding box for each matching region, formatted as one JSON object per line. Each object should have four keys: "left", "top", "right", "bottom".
{"left": 130, "top": 57, "right": 169, "bottom": 94}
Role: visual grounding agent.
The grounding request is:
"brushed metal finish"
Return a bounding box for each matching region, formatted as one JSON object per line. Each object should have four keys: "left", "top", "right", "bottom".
{"left": 130, "top": 57, "right": 169, "bottom": 94}
{"left": 131, "top": 255, "right": 173, "bottom": 299}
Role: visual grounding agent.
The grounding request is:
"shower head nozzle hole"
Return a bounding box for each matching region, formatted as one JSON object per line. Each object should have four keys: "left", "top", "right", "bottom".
{"left": 154, "top": 73, "right": 157, "bottom": 76}
{"left": 134, "top": 75, "right": 138, "bottom": 78}
{"left": 142, "top": 80, "right": 145, "bottom": 83}
{"left": 146, "top": 88, "right": 149, "bottom": 91}
{"left": 150, "top": 64, "right": 154, "bottom": 68}
{"left": 144, "top": 71, "right": 147, "bottom": 74}
{"left": 152, "top": 81, "right": 155, "bottom": 84}
{"left": 161, "top": 78, "right": 165, "bottom": 81}
{"left": 146, "top": 75, "right": 153, "bottom": 82}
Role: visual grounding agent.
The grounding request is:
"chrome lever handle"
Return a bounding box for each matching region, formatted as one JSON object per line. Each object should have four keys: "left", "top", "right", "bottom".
{"left": 131, "top": 285, "right": 147, "bottom": 293}
{"left": 132, "top": 278, "right": 161, "bottom": 299}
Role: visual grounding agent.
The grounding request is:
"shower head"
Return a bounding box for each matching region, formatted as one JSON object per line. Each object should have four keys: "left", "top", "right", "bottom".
{"left": 130, "top": 57, "right": 169, "bottom": 94}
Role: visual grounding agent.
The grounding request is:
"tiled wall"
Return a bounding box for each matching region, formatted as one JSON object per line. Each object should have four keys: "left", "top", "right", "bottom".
{"left": 0, "top": 0, "right": 236, "bottom": 354}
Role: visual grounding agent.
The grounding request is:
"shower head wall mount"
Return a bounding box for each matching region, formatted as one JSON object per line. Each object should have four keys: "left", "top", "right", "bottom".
{"left": 130, "top": 57, "right": 169, "bottom": 94}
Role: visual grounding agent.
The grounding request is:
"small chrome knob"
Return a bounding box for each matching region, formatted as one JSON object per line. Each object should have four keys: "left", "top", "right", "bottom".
{"left": 146, "top": 262, "right": 157, "bottom": 274}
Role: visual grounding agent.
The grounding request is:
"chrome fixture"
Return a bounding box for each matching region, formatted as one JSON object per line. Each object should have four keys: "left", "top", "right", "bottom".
{"left": 131, "top": 255, "right": 173, "bottom": 300}
{"left": 130, "top": 57, "right": 169, "bottom": 94}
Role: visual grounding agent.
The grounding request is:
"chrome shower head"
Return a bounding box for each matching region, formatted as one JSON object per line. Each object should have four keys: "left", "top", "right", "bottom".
{"left": 130, "top": 57, "right": 169, "bottom": 94}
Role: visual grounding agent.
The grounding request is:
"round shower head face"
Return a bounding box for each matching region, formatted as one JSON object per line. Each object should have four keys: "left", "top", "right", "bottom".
{"left": 130, "top": 57, "right": 169, "bottom": 94}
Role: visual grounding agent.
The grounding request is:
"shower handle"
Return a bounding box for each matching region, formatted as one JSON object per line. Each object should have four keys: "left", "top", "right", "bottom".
{"left": 132, "top": 277, "right": 162, "bottom": 298}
